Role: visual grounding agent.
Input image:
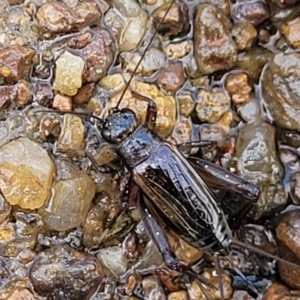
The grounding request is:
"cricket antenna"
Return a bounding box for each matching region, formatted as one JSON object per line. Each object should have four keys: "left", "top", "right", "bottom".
{"left": 231, "top": 238, "right": 300, "bottom": 269}
{"left": 115, "top": 0, "right": 175, "bottom": 109}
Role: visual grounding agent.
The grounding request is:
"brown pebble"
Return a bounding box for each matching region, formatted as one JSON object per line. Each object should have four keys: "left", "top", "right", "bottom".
{"left": 0, "top": 45, "right": 35, "bottom": 82}
{"left": 157, "top": 61, "right": 185, "bottom": 92}
{"left": 281, "top": 17, "right": 300, "bottom": 49}
{"left": 276, "top": 210, "right": 300, "bottom": 260}
{"left": 33, "top": 83, "right": 53, "bottom": 107}
{"left": 73, "top": 83, "right": 95, "bottom": 104}
{"left": 263, "top": 283, "right": 291, "bottom": 300}
{"left": 232, "top": 22, "right": 257, "bottom": 51}
{"left": 53, "top": 93, "right": 72, "bottom": 112}
{"left": 226, "top": 73, "right": 252, "bottom": 104}
{"left": 0, "top": 85, "right": 17, "bottom": 109}
{"left": 156, "top": 270, "right": 180, "bottom": 292}
{"left": 6, "top": 288, "right": 36, "bottom": 300}
{"left": 16, "top": 80, "right": 32, "bottom": 106}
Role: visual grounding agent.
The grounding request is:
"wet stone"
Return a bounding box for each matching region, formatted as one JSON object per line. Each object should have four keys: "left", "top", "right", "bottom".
{"left": 57, "top": 114, "right": 85, "bottom": 151}
{"left": 0, "top": 194, "right": 11, "bottom": 225}
{"left": 236, "top": 48, "right": 273, "bottom": 82}
{"left": 15, "top": 80, "right": 31, "bottom": 107}
{"left": 74, "top": 83, "right": 95, "bottom": 104}
{"left": 276, "top": 210, "right": 300, "bottom": 260}
{"left": 104, "top": 0, "right": 148, "bottom": 52}
{"left": 168, "top": 232, "right": 203, "bottom": 265}
{"left": 0, "top": 45, "right": 35, "bottom": 82}
{"left": 178, "top": 94, "right": 194, "bottom": 117}
{"left": 156, "top": 270, "right": 180, "bottom": 293}
{"left": 262, "top": 283, "right": 294, "bottom": 300}
{"left": 171, "top": 117, "right": 192, "bottom": 145}
{"left": 166, "top": 41, "right": 191, "bottom": 60}
{"left": 142, "top": 275, "right": 166, "bottom": 300}
{"left": 6, "top": 288, "right": 35, "bottom": 300}
{"left": 40, "top": 170, "right": 95, "bottom": 231}
{"left": 234, "top": 121, "right": 286, "bottom": 218}
{"left": 0, "top": 212, "right": 42, "bottom": 257}
{"left": 232, "top": 22, "right": 257, "bottom": 51}
{"left": 36, "top": 1, "right": 100, "bottom": 36}
{"left": 53, "top": 51, "right": 84, "bottom": 96}
{"left": 33, "top": 82, "right": 53, "bottom": 107}
{"left": 30, "top": 245, "right": 104, "bottom": 299}
{"left": 152, "top": 1, "right": 190, "bottom": 38}
{"left": 121, "top": 47, "right": 166, "bottom": 76}
{"left": 52, "top": 93, "right": 72, "bottom": 112}
{"left": 194, "top": 4, "right": 237, "bottom": 75}
{"left": 226, "top": 72, "right": 252, "bottom": 105}
{"left": 280, "top": 16, "right": 300, "bottom": 48}
{"left": 66, "top": 29, "right": 115, "bottom": 83}
{"left": 82, "top": 204, "right": 106, "bottom": 248}
{"left": 97, "top": 246, "right": 129, "bottom": 277}
{"left": 0, "top": 137, "right": 55, "bottom": 209}
{"left": 232, "top": 0, "right": 270, "bottom": 26}
{"left": 167, "top": 290, "right": 188, "bottom": 300}
{"left": 237, "top": 96, "right": 262, "bottom": 123}
{"left": 157, "top": 61, "right": 185, "bottom": 93}
{"left": 0, "top": 85, "right": 17, "bottom": 110}
{"left": 196, "top": 88, "right": 231, "bottom": 123}
{"left": 261, "top": 53, "right": 300, "bottom": 131}
{"left": 187, "top": 270, "right": 232, "bottom": 300}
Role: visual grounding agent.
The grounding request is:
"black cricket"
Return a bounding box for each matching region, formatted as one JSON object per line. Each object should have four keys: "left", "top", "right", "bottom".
{"left": 43, "top": 1, "right": 299, "bottom": 299}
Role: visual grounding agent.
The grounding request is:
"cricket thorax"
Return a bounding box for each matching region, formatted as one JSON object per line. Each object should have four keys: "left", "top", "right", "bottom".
{"left": 118, "top": 125, "right": 160, "bottom": 168}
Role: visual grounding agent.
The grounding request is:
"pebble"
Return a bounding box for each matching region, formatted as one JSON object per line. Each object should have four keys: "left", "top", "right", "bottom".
{"left": 261, "top": 53, "right": 300, "bottom": 131}
{"left": 166, "top": 41, "right": 191, "bottom": 59}
{"left": 0, "top": 45, "right": 35, "bottom": 82}
{"left": 0, "top": 212, "right": 42, "bottom": 257}
{"left": 280, "top": 16, "right": 300, "bottom": 48}
{"left": 157, "top": 61, "right": 185, "bottom": 93}
{"left": 142, "top": 275, "right": 166, "bottom": 300}
{"left": 0, "top": 138, "right": 55, "bottom": 209}
{"left": 36, "top": 1, "right": 100, "bottom": 36}
{"left": 232, "top": 0, "right": 270, "bottom": 26}
{"left": 69, "top": 29, "right": 114, "bottom": 83}
{"left": 0, "top": 85, "right": 17, "bottom": 110}
{"left": 30, "top": 245, "right": 104, "bottom": 299}
{"left": 152, "top": 1, "right": 190, "bottom": 38}
{"left": 52, "top": 93, "right": 72, "bottom": 112}
{"left": 178, "top": 94, "right": 194, "bottom": 117}
{"left": 234, "top": 120, "right": 286, "bottom": 218}
{"left": 187, "top": 269, "right": 233, "bottom": 300}
{"left": 74, "top": 83, "right": 95, "bottom": 104}
{"left": 196, "top": 88, "right": 231, "bottom": 123}
{"left": 104, "top": 0, "right": 148, "bottom": 52}
{"left": 262, "top": 283, "right": 296, "bottom": 300}
{"left": 232, "top": 22, "right": 257, "bottom": 51}
{"left": 97, "top": 246, "right": 129, "bottom": 277}
{"left": 6, "top": 288, "right": 36, "bottom": 300}
{"left": 0, "top": 194, "right": 11, "bottom": 225}
{"left": 226, "top": 72, "right": 252, "bottom": 105}
{"left": 33, "top": 82, "right": 53, "bottom": 107}
{"left": 194, "top": 4, "right": 237, "bottom": 75}
{"left": 15, "top": 80, "right": 31, "bottom": 107}
{"left": 40, "top": 170, "right": 95, "bottom": 231}
{"left": 53, "top": 51, "right": 84, "bottom": 96}
{"left": 56, "top": 114, "right": 85, "bottom": 152}
{"left": 167, "top": 290, "right": 188, "bottom": 300}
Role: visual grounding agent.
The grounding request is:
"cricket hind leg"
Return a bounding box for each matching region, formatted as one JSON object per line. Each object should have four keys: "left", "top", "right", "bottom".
{"left": 139, "top": 195, "right": 217, "bottom": 299}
